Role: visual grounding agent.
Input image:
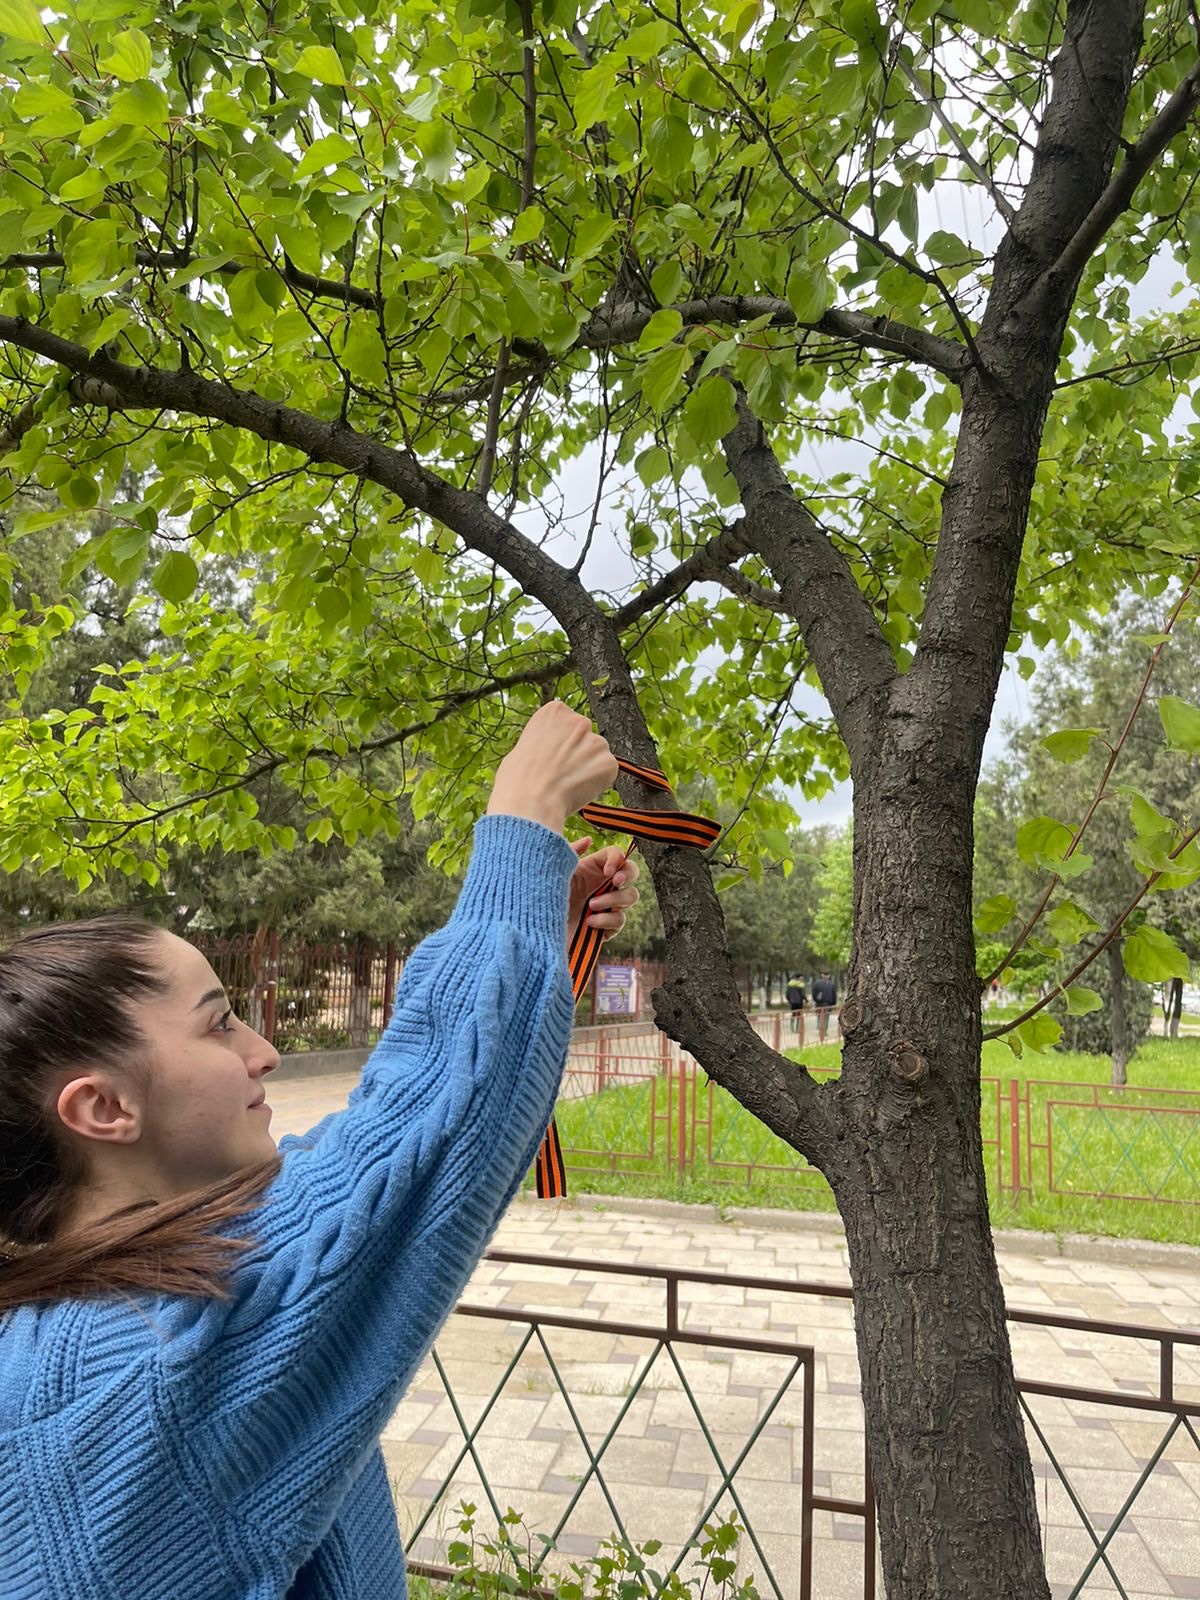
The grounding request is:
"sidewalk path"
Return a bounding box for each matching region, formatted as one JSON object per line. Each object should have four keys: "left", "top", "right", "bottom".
{"left": 270, "top": 1075, "right": 1200, "bottom": 1600}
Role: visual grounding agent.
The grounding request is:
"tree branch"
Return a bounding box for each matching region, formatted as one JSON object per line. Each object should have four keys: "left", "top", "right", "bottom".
{"left": 981, "top": 558, "right": 1200, "bottom": 985}
{"left": 0, "top": 250, "right": 380, "bottom": 309}
{"left": 720, "top": 388, "right": 896, "bottom": 768}
{"left": 0, "top": 317, "right": 839, "bottom": 1163}
{"left": 1040, "top": 54, "right": 1200, "bottom": 297}
{"left": 893, "top": 52, "right": 1018, "bottom": 226}
{"left": 983, "top": 820, "right": 1200, "bottom": 1040}
{"left": 4, "top": 248, "right": 967, "bottom": 385}
{"left": 576, "top": 296, "right": 969, "bottom": 378}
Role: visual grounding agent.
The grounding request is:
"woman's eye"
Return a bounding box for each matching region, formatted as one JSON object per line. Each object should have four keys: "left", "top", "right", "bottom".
{"left": 214, "top": 1009, "right": 236, "bottom": 1033}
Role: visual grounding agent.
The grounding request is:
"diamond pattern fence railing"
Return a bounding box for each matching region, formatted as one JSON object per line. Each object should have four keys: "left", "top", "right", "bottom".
{"left": 393, "top": 1253, "right": 1200, "bottom": 1600}
{"left": 1023, "top": 1081, "right": 1200, "bottom": 1210}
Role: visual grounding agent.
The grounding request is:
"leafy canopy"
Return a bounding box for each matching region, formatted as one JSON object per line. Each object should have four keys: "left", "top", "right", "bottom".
{"left": 0, "top": 0, "right": 1198, "bottom": 885}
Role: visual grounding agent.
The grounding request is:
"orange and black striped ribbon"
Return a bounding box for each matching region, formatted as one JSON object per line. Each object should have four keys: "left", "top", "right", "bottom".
{"left": 534, "top": 758, "right": 721, "bottom": 1199}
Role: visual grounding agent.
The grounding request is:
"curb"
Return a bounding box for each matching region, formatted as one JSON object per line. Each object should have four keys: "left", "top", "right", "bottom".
{"left": 520, "top": 1191, "right": 1200, "bottom": 1272}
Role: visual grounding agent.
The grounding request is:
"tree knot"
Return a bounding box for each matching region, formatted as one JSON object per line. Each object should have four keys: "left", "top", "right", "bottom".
{"left": 887, "top": 1040, "right": 927, "bottom": 1084}
{"left": 839, "top": 997, "right": 864, "bottom": 1034}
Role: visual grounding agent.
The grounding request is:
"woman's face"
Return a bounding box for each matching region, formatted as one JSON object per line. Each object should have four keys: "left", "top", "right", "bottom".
{"left": 122, "top": 930, "right": 282, "bottom": 1189}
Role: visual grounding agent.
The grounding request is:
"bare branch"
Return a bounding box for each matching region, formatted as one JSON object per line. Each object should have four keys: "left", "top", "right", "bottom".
{"left": 1056, "top": 338, "right": 1200, "bottom": 390}
{"left": 475, "top": 0, "right": 538, "bottom": 500}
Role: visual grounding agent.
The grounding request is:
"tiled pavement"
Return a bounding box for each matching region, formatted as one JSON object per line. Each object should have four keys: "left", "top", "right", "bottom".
{"left": 271, "top": 1074, "right": 1200, "bottom": 1599}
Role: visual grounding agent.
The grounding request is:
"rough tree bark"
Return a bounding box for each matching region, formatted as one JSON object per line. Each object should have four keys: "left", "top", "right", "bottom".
{"left": 2, "top": 2, "right": 1196, "bottom": 1595}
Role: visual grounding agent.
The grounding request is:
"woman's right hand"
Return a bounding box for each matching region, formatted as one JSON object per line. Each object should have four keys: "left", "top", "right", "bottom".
{"left": 485, "top": 703, "right": 619, "bottom": 835}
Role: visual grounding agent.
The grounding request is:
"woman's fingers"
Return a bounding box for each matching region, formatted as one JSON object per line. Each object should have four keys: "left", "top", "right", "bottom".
{"left": 585, "top": 882, "right": 640, "bottom": 929}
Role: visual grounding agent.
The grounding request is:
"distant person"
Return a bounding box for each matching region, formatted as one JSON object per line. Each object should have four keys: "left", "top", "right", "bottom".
{"left": 812, "top": 969, "right": 838, "bottom": 1042}
{"left": 785, "top": 975, "right": 807, "bottom": 1035}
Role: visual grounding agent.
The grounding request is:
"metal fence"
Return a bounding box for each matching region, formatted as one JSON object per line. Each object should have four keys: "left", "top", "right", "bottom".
{"left": 554, "top": 1017, "right": 1200, "bottom": 1218}
{"left": 193, "top": 930, "right": 400, "bottom": 1053}
{"left": 399, "top": 1252, "right": 1200, "bottom": 1600}
{"left": 193, "top": 939, "right": 764, "bottom": 1047}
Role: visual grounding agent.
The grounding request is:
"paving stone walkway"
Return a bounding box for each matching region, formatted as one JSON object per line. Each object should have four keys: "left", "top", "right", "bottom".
{"left": 271, "top": 1073, "right": 1200, "bottom": 1600}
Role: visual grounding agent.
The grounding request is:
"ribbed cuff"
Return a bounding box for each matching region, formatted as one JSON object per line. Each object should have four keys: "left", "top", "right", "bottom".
{"left": 451, "top": 814, "right": 578, "bottom": 948}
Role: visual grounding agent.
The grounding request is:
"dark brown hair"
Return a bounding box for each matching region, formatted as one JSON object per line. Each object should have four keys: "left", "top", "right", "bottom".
{"left": 0, "top": 916, "right": 280, "bottom": 1312}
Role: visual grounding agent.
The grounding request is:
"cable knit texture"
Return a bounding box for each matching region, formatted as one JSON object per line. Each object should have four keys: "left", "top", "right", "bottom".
{"left": 0, "top": 815, "right": 579, "bottom": 1600}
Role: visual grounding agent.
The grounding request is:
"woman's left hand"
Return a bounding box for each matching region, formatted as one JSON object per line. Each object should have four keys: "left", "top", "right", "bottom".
{"left": 565, "top": 839, "right": 641, "bottom": 955}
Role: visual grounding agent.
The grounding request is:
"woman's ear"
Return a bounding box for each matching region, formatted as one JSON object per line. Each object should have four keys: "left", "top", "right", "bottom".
{"left": 55, "top": 1074, "right": 143, "bottom": 1146}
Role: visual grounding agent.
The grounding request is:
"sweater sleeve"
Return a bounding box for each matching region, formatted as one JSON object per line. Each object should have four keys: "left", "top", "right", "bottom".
{"left": 154, "top": 814, "right": 578, "bottom": 1573}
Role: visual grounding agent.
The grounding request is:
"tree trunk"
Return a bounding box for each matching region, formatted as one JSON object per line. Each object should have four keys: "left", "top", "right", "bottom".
{"left": 831, "top": 729, "right": 1051, "bottom": 1599}
{"left": 1109, "top": 941, "right": 1129, "bottom": 1088}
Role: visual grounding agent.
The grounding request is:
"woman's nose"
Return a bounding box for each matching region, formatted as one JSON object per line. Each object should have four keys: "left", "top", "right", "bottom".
{"left": 246, "top": 1033, "right": 281, "bottom": 1077}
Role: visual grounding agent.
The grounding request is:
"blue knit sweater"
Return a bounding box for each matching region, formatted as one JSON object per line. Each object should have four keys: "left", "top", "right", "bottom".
{"left": 0, "top": 816, "right": 578, "bottom": 1600}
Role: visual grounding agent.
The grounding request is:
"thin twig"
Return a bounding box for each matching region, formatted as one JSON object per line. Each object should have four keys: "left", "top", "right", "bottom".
{"left": 893, "top": 53, "right": 1017, "bottom": 225}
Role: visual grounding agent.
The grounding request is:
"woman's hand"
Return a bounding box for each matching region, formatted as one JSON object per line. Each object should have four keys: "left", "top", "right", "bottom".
{"left": 486, "top": 702, "right": 618, "bottom": 835}
{"left": 565, "top": 840, "right": 640, "bottom": 955}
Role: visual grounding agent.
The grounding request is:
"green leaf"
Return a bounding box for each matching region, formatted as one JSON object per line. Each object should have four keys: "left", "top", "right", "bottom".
{"left": 108, "top": 78, "right": 169, "bottom": 127}
{"left": 315, "top": 586, "right": 350, "bottom": 623}
{"left": 1063, "top": 984, "right": 1103, "bottom": 1016}
{"left": 636, "top": 309, "right": 684, "bottom": 353}
{"left": 641, "top": 343, "right": 691, "bottom": 414}
{"left": 975, "top": 893, "right": 1016, "bottom": 933}
{"left": 630, "top": 522, "right": 655, "bottom": 557}
{"left": 0, "top": 0, "right": 44, "bottom": 46}
{"left": 681, "top": 375, "right": 737, "bottom": 447}
{"left": 1016, "top": 815, "right": 1072, "bottom": 870}
{"left": 786, "top": 266, "right": 832, "bottom": 324}
{"left": 152, "top": 549, "right": 200, "bottom": 604}
{"left": 60, "top": 473, "right": 99, "bottom": 511}
{"left": 574, "top": 59, "right": 616, "bottom": 134}
{"left": 1123, "top": 924, "right": 1190, "bottom": 982}
{"left": 509, "top": 206, "right": 544, "bottom": 247}
{"left": 635, "top": 445, "right": 671, "bottom": 487}
{"left": 294, "top": 132, "right": 357, "bottom": 180}
{"left": 1158, "top": 695, "right": 1200, "bottom": 752}
{"left": 1041, "top": 727, "right": 1103, "bottom": 763}
{"left": 12, "top": 508, "right": 71, "bottom": 538}
{"left": 295, "top": 44, "right": 347, "bottom": 86}
{"left": 1045, "top": 899, "right": 1100, "bottom": 945}
{"left": 98, "top": 28, "right": 153, "bottom": 83}
{"left": 1014, "top": 1013, "right": 1062, "bottom": 1053}
{"left": 572, "top": 213, "right": 619, "bottom": 261}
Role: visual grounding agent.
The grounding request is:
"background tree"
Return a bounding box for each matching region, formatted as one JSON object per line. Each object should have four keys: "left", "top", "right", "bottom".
{"left": 976, "top": 597, "right": 1200, "bottom": 1081}
{"left": 2, "top": 4, "right": 1200, "bottom": 1595}
{"left": 809, "top": 824, "right": 853, "bottom": 969}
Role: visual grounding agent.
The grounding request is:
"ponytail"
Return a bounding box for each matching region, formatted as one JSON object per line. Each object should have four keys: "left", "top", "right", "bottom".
{"left": 0, "top": 1160, "right": 281, "bottom": 1312}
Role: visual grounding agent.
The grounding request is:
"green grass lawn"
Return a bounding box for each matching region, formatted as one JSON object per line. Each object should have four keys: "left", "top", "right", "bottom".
{"left": 541, "top": 1035, "right": 1200, "bottom": 1248}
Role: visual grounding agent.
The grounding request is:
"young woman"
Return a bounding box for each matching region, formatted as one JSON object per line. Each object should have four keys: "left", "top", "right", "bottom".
{"left": 0, "top": 703, "right": 639, "bottom": 1600}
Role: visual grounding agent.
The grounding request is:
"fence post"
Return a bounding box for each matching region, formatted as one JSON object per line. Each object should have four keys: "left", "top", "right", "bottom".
{"left": 263, "top": 930, "right": 280, "bottom": 1046}
{"left": 1009, "top": 1079, "right": 1022, "bottom": 1197}
{"left": 383, "top": 942, "right": 398, "bottom": 1030}
{"left": 677, "top": 1057, "right": 688, "bottom": 1174}
{"left": 597, "top": 1028, "right": 608, "bottom": 1095}
{"left": 773, "top": 1012, "right": 782, "bottom": 1051}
